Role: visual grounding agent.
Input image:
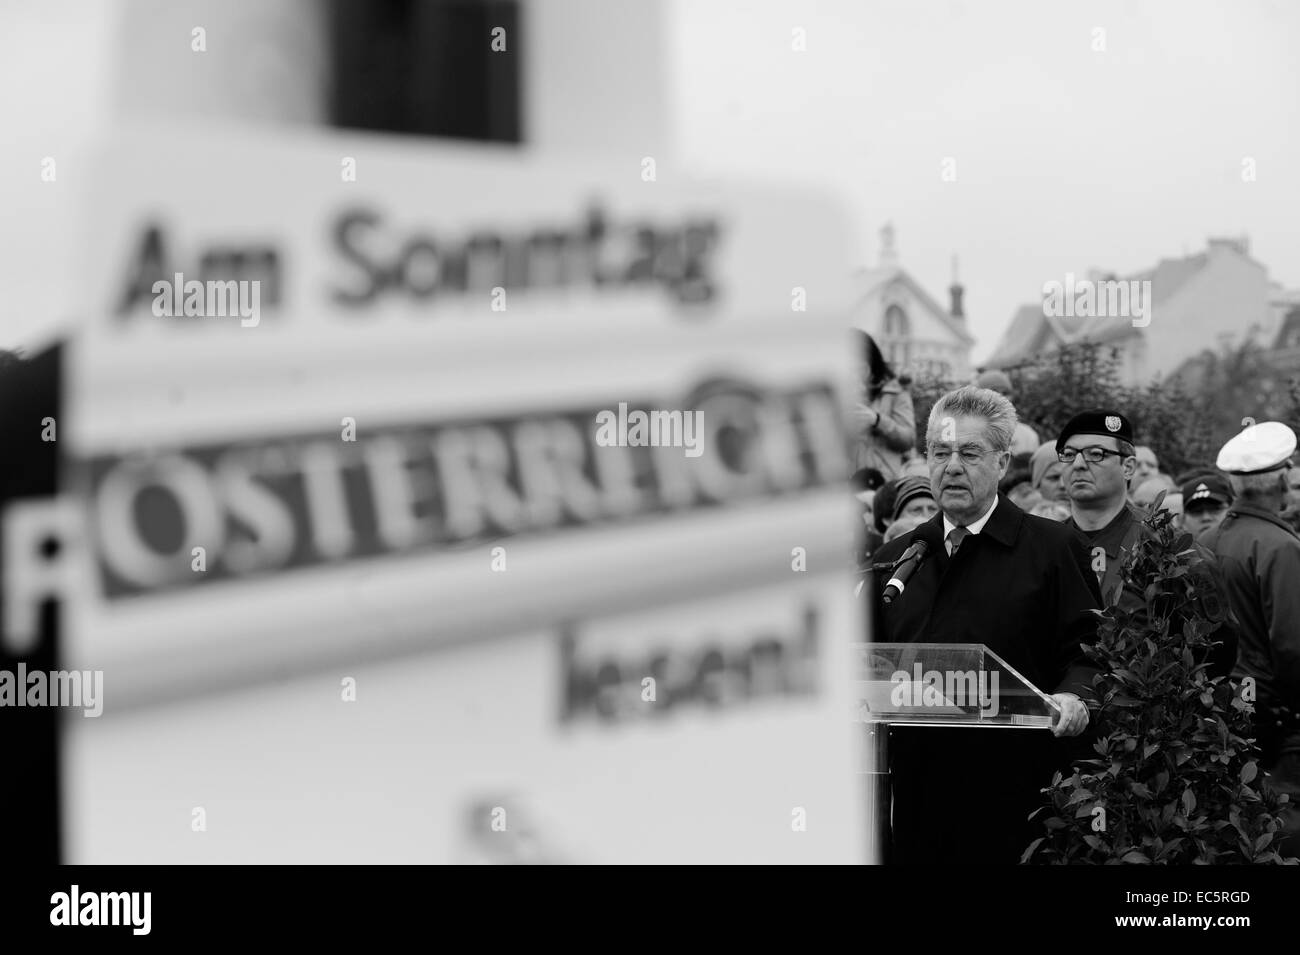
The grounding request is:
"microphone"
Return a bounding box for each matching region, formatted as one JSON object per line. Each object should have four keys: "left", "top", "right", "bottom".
{"left": 882, "top": 540, "right": 929, "bottom": 605}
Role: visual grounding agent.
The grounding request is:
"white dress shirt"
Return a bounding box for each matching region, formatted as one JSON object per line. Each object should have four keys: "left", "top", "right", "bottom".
{"left": 942, "top": 495, "right": 999, "bottom": 555}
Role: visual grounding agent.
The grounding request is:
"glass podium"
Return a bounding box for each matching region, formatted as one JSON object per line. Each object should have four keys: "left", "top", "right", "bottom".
{"left": 853, "top": 642, "right": 1060, "bottom": 728}
{"left": 853, "top": 643, "right": 1061, "bottom": 863}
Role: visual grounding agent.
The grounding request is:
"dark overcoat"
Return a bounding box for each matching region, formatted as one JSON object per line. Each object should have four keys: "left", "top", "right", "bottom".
{"left": 1204, "top": 504, "right": 1300, "bottom": 762}
{"left": 869, "top": 494, "right": 1103, "bottom": 864}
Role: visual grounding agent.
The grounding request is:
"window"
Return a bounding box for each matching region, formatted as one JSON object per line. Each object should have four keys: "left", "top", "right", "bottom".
{"left": 883, "top": 304, "right": 910, "bottom": 368}
{"left": 329, "top": 0, "right": 521, "bottom": 141}
{"left": 884, "top": 304, "right": 909, "bottom": 338}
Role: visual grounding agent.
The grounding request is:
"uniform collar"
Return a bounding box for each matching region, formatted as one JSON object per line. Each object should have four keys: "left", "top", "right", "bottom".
{"left": 1069, "top": 502, "right": 1137, "bottom": 540}
{"left": 1224, "top": 503, "right": 1300, "bottom": 538}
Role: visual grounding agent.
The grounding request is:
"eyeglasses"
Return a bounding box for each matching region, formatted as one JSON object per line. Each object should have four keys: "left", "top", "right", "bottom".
{"left": 927, "top": 445, "right": 999, "bottom": 466}
{"left": 1058, "top": 446, "right": 1127, "bottom": 465}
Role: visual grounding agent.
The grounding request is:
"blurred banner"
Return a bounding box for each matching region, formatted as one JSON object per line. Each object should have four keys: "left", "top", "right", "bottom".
{"left": 7, "top": 126, "right": 865, "bottom": 862}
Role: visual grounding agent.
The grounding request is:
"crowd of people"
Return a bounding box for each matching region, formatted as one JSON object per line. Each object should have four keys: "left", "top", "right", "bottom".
{"left": 852, "top": 350, "right": 1300, "bottom": 564}
{"left": 851, "top": 331, "right": 1300, "bottom": 864}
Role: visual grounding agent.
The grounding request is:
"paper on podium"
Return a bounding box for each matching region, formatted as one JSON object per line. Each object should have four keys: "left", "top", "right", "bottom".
{"left": 852, "top": 643, "right": 1058, "bottom": 728}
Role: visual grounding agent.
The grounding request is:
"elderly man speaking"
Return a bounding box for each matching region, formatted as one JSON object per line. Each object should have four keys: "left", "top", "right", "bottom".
{"left": 870, "top": 385, "right": 1103, "bottom": 864}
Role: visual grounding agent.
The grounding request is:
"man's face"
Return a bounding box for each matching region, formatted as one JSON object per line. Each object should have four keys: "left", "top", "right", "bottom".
{"left": 926, "top": 414, "right": 1011, "bottom": 524}
{"left": 1062, "top": 435, "right": 1136, "bottom": 507}
{"left": 898, "top": 497, "right": 938, "bottom": 523}
{"left": 1135, "top": 447, "right": 1158, "bottom": 481}
{"left": 1287, "top": 466, "right": 1300, "bottom": 511}
{"left": 1038, "top": 462, "right": 1068, "bottom": 502}
{"left": 1184, "top": 501, "right": 1227, "bottom": 540}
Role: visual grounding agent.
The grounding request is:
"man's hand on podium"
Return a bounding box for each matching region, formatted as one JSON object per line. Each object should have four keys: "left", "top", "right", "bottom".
{"left": 1047, "top": 693, "right": 1089, "bottom": 738}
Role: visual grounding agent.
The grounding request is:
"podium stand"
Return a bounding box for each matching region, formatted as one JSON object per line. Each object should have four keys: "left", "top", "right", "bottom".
{"left": 854, "top": 643, "right": 1060, "bottom": 863}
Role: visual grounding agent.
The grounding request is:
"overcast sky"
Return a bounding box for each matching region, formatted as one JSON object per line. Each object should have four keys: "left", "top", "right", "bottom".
{"left": 670, "top": 0, "right": 1300, "bottom": 359}
{"left": 4, "top": 0, "right": 1298, "bottom": 359}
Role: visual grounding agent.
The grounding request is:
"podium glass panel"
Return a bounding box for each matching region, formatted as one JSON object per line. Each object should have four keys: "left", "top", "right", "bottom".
{"left": 852, "top": 643, "right": 1058, "bottom": 728}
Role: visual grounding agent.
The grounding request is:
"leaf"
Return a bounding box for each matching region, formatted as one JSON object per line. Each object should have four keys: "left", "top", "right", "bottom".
{"left": 1122, "top": 850, "right": 1151, "bottom": 864}
{"left": 1241, "top": 762, "right": 1259, "bottom": 784}
{"left": 1156, "top": 837, "right": 1185, "bottom": 861}
{"left": 1143, "top": 743, "right": 1159, "bottom": 759}
{"left": 1255, "top": 832, "right": 1274, "bottom": 853}
{"left": 1020, "top": 838, "right": 1046, "bottom": 864}
{"left": 1182, "top": 789, "right": 1197, "bottom": 815}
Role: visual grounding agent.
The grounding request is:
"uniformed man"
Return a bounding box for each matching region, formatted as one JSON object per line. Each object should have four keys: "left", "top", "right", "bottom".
{"left": 1057, "top": 410, "right": 1146, "bottom": 608}
{"left": 1204, "top": 421, "right": 1300, "bottom": 854}
{"left": 1181, "top": 473, "right": 1233, "bottom": 542}
{"left": 1061, "top": 413, "right": 1236, "bottom": 676}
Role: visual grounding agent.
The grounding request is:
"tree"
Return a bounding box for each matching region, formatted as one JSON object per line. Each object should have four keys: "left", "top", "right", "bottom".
{"left": 914, "top": 345, "right": 1218, "bottom": 473}
{"left": 1022, "top": 502, "right": 1296, "bottom": 864}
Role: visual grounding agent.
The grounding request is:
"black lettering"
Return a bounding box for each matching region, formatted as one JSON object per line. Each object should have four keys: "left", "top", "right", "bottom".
{"left": 520, "top": 229, "right": 572, "bottom": 288}
{"left": 559, "top": 625, "right": 594, "bottom": 723}
{"left": 325, "top": 201, "right": 720, "bottom": 311}
{"left": 594, "top": 661, "right": 623, "bottom": 720}
{"left": 463, "top": 233, "right": 505, "bottom": 291}
{"left": 198, "top": 246, "right": 281, "bottom": 306}
{"left": 677, "top": 220, "right": 720, "bottom": 305}
{"left": 398, "top": 238, "right": 441, "bottom": 298}
{"left": 694, "top": 648, "right": 727, "bottom": 706}
{"left": 623, "top": 226, "right": 660, "bottom": 284}
{"left": 332, "top": 208, "right": 387, "bottom": 306}
{"left": 116, "top": 223, "right": 170, "bottom": 317}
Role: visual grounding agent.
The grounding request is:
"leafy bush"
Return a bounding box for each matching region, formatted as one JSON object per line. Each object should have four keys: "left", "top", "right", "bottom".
{"left": 1022, "top": 502, "right": 1296, "bottom": 864}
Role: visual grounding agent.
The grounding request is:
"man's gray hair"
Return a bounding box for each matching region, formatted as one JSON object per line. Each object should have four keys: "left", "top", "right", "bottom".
{"left": 926, "top": 385, "right": 1018, "bottom": 452}
{"left": 1229, "top": 469, "right": 1286, "bottom": 503}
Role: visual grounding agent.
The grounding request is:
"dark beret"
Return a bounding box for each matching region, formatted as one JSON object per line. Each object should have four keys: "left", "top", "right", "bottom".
{"left": 1056, "top": 409, "right": 1134, "bottom": 453}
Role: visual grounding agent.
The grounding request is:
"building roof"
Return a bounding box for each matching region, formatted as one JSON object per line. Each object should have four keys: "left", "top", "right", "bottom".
{"left": 1274, "top": 306, "right": 1300, "bottom": 350}
{"left": 984, "top": 244, "right": 1229, "bottom": 367}
{"left": 982, "top": 304, "right": 1044, "bottom": 367}
{"left": 1131, "top": 253, "right": 1208, "bottom": 307}
{"left": 854, "top": 265, "right": 976, "bottom": 346}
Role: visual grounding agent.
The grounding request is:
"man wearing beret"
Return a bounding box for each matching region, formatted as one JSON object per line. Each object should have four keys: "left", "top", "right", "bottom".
{"left": 870, "top": 385, "right": 1102, "bottom": 864}
{"left": 1061, "top": 416, "right": 1237, "bottom": 676}
{"left": 1204, "top": 421, "right": 1300, "bottom": 854}
{"left": 1057, "top": 410, "right": 1147, "bottom": 608}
